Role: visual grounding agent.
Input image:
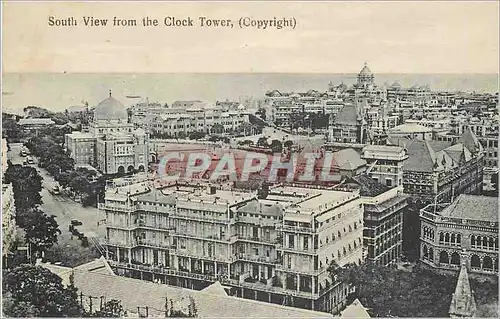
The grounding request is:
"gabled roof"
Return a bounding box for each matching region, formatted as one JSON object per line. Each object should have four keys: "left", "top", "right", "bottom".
{"left": 333, "top": 149, "right": 367, "bottom": 171}
{"left": 440, "top": 194, "right": 498, "bottom": 223}
{"left": 449, "top": 264, "right": 476, "bottom": 317}
{"left": 459, "top": 127, "right": 483, "bottom": 153}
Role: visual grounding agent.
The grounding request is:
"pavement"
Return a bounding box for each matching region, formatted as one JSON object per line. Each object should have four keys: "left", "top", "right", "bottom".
{"left": 8, "top": 143, "right": 106, "bottom": 247}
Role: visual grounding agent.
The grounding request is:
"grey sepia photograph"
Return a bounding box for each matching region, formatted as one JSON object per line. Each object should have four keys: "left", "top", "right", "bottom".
{"left": 1, "top": 1, "right": 499, "bottom": 318}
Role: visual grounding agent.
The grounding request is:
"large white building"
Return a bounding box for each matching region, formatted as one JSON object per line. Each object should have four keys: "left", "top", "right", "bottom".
{"left": 102, "top": 178, "right": 364, "bottom": 314}
{"left": 65, "top": 92, "right": 149, "bottom": 175}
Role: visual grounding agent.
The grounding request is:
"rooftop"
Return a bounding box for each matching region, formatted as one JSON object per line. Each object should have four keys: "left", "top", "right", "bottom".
{"left": 38, "top": 258, "right": 333, "bottom": 318}
{"left": 440, "top": 194, "right": 498, "bottom": 223}
{"left": 18, "top": 118, "right": 55, "bottom": 125}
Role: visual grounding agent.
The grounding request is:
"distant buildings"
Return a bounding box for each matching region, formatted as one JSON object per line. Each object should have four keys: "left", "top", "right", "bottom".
{"left": 130, "top": 100, "right": 250, "bottom": 138}
{"left": 420, "top": 194, "right": 498, "bottom": 277}
{"left": 17, "top": 118, "right": 55, "bottom": 132}
{"left": 102, "top": 179, "right": 364, "bottom": 314}
{"left": 65, "top": 92, "right": 150, "bottom": 175}
{"left": 328, "top": 104, "right": 367, "bottom": 144}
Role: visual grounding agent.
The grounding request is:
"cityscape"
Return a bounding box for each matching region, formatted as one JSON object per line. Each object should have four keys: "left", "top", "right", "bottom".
{"left": 2, "top": 65, "right": 499, "bottom": 318}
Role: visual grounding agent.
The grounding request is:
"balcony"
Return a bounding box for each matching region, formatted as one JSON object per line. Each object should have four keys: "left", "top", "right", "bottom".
{"left": 278, "top": 225, "right": 315, "bottom": 234}
{"left": 99, "top": 203, "right": 136, "bottom": 213}
{"left": 233, "top": 253, "right": 279, "bottom": 265}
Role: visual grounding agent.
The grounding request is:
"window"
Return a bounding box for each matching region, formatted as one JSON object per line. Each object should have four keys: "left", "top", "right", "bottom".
{"left": 386, "top": 179, "right": 392, "bottom": 187}
{"left": 288, "top": 235, "right": 295, "bottom": 249}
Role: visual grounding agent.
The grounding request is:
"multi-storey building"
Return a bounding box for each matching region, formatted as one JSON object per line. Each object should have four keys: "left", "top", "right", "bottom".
{"left": 65, "top": 92, "right": 150, "bottom": 174}
{"left": 102, "top": 178, "right": 364, "bottom": 314}
{"left": 362, "top": 145, "right": 408, "bottom": 188}
{"left": 388, "top": 128, "right": 484, "bottom": 206}
{"left": 328, "top": 103, "right": 367, "bottom": 144}
{"left": 338, "top": 174, "right": 407, "bottom": 266}
{"left": 419, "top": 194, "right": 498, "bottom": 277}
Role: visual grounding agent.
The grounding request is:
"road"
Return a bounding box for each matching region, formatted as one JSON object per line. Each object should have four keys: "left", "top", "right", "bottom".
{"left": 8, "top": 143, "right": 106, "bottom": 250}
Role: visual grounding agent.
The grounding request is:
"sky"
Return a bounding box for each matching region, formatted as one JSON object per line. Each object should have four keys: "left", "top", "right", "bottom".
{"left": 2, "top": 1, "right": 499, "bottom": 74}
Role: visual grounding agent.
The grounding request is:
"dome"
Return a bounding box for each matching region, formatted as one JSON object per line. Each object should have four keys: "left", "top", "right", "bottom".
{"left": 358, "top": 63, "right": 373, "bottom": 77}
{"left": 94, "top": 93, "right": 128, "bottom": 121}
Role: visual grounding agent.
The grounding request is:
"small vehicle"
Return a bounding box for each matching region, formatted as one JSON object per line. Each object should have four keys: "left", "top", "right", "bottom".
{"left": 20, "top": 150, "right": 27, "bottom": 157}
{"left": 71, "top": 219, "right": 83, "bottom": 226}
{"left": 26, "top": 156, "right": 34, "bottom": 164}
{"left": 51, "top": 185, "right": 60, "bottom": 195}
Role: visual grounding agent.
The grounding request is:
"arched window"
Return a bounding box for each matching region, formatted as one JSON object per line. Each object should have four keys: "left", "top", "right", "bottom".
{"left": 471, "top": 255, "right": 481, "bottom": 269}
{"left": 439, "top": 251, "right": 449, "bottom": 264}
{"left": 456, "top": 234, "right": 461, "bottom": 244}
{"left": 423, "top": 245, "right": 429, "bottom": 259}
{"left": 429, "top": 248, "right": 434, "bottom": 261}
{"left": 451, "top": 233, "right": 456, "bottom": 244}
{"left": 482, "top": 237, "right": 488, "bottom": 247}
{"left": 450, "top": 252, "right": 460, "bottom": 265}
{"left": 489, "top": 237, "right": 494, "bottom": 249}
{"left": 439, "top": 232, "right": 444, "bottom": 243}
{"left": 445, "top": 233, "right": 450, "bottom": 243}
{"left": 483, "top": 256, "right": 493, "bottom": 270}
{"left": 495, "top": 259, "right": 498, "bottom": 271}
{"left": 343, "top": 247, "right": 346, "bottom": 256}
{"left": 471, "top": 235, "right": 476, "bottom": 246}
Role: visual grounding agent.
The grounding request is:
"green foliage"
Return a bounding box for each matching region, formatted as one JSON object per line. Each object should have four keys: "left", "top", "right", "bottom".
{"left": 269, "top": 139, "right": 283, "bottom": 153}
{"left": 2, "top": 265, "right": 81, "bottom": 317}
{"left": 24, "top": 209, "right": 62, "bottom": 256}
{"left": 329, "top": 262, "right": 461, "bottom": 317}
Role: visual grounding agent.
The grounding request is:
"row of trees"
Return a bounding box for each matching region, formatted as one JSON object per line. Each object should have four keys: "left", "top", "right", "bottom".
{"left": 4, "top": 163, "right": 61, "bottom": 263}
{"left": 24, "top": 136, "right": 105, "bottom": 207}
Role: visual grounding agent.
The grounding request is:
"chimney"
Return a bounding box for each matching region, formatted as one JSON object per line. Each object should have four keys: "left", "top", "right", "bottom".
{"left": 207, "top": 185, "right": 217, "bottom": 195}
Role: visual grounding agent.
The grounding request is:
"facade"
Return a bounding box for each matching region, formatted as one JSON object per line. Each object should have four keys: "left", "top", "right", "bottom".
{"left": 17, "top": 118, "right": 55, "bottom": 131}
{"left": 65, "top": 92, "right": 150, "bottom": 174}
{"left": 362, "top": 145, "right": 408, "bottom": 188}
{"left": 338, "top": 175, "right": 407, "bottom": 266}
{"left": 419, "top": 195, "right": 498, "bottom": 277}
{"left": 2, "top": 139, "right": 17, "bottom": 262}
{"left": 328, "top": 104, "right": 367, "bottom": 144}
{"left": 102, "top": 179, "right": 364, "bottom": 314}
{"left": 388, "top": 128, "right": 484, "bottom": 206}
{"left": 129, "top": 100, "right": 250, "bottom": 137}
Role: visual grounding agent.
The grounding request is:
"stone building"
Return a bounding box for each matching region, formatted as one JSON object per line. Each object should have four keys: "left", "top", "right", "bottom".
{"left": 337, "top": 175, "right": 408, "bottom": 266}
{"left": 362, "top": 145, "right": 408, "bottom": 188}
{"left": 102, "top": 178, "right": 364, "bottom": 314}
{"left": 419, "top": 194, "right": 498, "bottom": 277}
{"left": 65, "top": 92, "right": 150, "bottom": 174}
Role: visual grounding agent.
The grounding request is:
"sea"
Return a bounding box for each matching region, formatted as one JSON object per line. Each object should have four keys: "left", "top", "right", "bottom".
{"left": 1, "top": 73, "right": 498, "bottom": 115}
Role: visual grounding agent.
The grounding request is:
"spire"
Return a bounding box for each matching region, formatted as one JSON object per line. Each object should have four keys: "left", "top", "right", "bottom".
{"left": 449, "top": 259, "right": 477, "bottom": 317}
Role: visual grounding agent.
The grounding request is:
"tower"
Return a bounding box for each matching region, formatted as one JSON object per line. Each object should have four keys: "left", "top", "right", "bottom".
{"left": 449, "top": 258, "right": 477, "bottom": 318}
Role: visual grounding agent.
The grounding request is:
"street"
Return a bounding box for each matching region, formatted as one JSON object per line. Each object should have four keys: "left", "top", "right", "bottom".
{"left": 8, "top": 143, "right": 106, "bottom": 253}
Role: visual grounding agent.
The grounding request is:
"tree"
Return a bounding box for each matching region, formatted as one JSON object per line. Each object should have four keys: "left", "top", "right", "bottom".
{"left": 328, "top": 261, "right": 458, "bottom": 317}
{"left": 3, "top": 265, "right": 81, "bottom": 317}
{"left": 284, "top": 140, "right": 294, "bottom": 150}
{"left": 91, "top": 299, "right": 124, "bottom": 317}
{"left": 256, "top": 107, "right": 266, "bottom": 121}
{"left": 256, "top": 137, "right": 269, "bottom": 148}
{"left": 24, "top": 209, "right": 61, "bottom": 259}
{"left": 269, "top": 139, "right": 283, "bottom": 153}
{"left": 211, "top": 123, "right": 224, "bottom": 134}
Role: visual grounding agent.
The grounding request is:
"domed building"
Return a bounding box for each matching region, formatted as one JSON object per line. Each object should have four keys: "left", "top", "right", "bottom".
{"left": 357, "top": 63, "right": 375, "bottom": 88}
{"left": 65, "top": 91, "right": 149, "bottom": 175}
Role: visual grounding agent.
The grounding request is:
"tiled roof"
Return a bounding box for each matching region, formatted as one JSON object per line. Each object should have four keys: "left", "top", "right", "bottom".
{"left": 41, "top": 262, "right": 333, "bottom": 318}
{"left": 339, "top": 299, "right": 370, "bottom": 318}
{"left": 440, "top": 195, "right": 498, "bottom": 223}
{"left": 333, "top": 149, "right": 367, "bottom": 171}
{"left": 334, "top": 105, "right": 358, "bottom": 125}
{"left": 347, "top": 174, "right": 389, "bottom": 197}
